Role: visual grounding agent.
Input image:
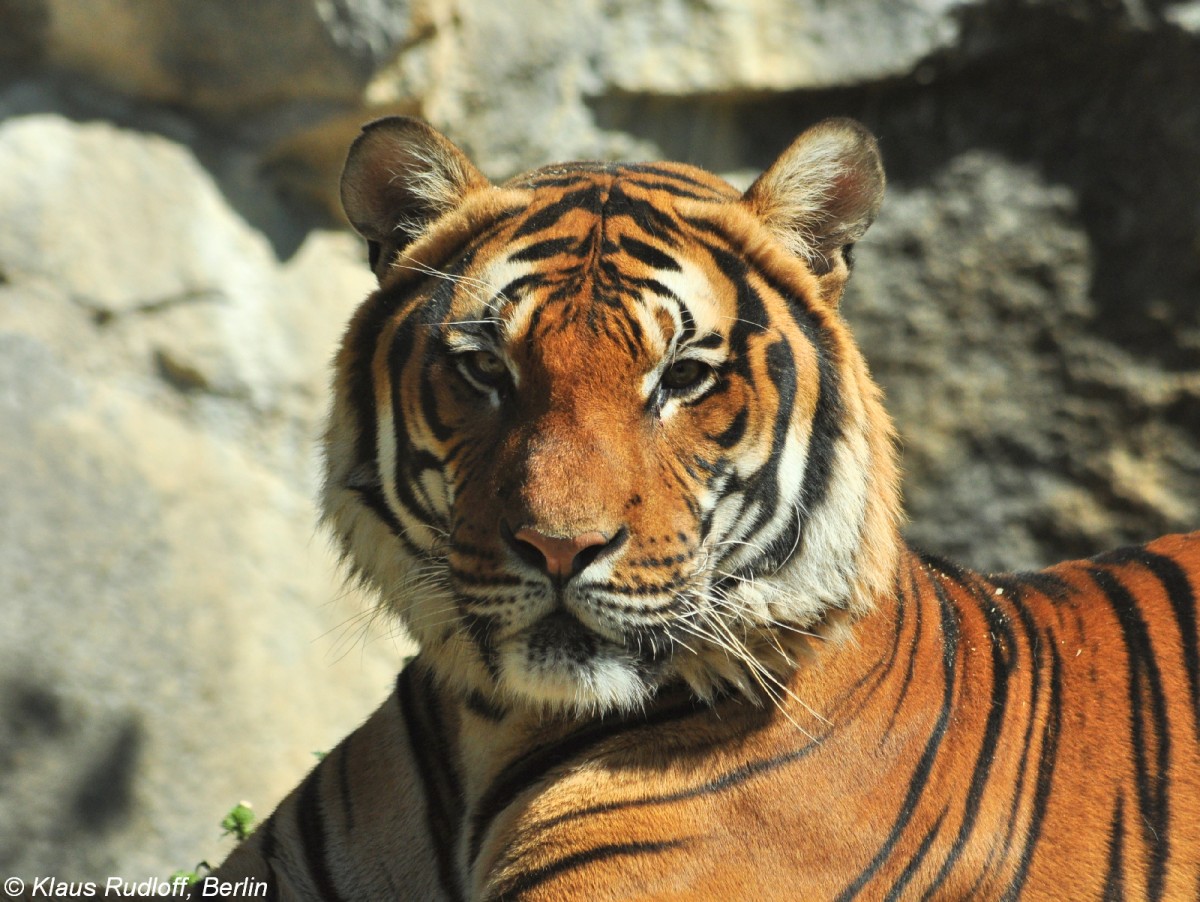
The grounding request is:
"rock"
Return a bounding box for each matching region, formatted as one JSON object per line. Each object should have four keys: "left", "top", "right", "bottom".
{"left": 0, "top": 114, "right": 402, "bottom": 877}
{"left": 848, "top": 153, "right": 1116, "bottom": 570}
{"left": 1167, "top": 1, "right": 1200, "bottom": 31}
{"left": 37, "top": 0, "right": 413, "bottom": 118}
{"left": 592, "top": 0, "right": 964, "bottom": 94}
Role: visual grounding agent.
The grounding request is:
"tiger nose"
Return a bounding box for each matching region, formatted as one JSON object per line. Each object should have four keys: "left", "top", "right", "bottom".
{"left": 507, "top": 525, "right": 626, "bottom": 578}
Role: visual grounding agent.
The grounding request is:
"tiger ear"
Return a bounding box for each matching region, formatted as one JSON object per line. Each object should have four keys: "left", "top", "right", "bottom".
{"left": 340, "top": 116, "right": 491, "bottom": 278}
{"left": 742, "top": 118, "right": 884, "bottom": 303}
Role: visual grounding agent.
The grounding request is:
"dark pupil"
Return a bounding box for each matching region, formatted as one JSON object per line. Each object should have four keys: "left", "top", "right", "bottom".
{"left": 469, "top": 352, "right": 505, "bottom": 382}
{"left": 665, "top": 359, "right": 703, "bottom": 390}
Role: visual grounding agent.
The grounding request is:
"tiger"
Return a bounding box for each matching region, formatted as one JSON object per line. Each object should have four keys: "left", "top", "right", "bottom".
{"left": 203, "top": 116, "right": 1200, "bottom": 900}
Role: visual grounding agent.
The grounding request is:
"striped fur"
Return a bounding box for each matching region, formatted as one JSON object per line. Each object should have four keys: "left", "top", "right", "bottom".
{"left": 207, "top": 118, "right": 1200, "bottom": 899}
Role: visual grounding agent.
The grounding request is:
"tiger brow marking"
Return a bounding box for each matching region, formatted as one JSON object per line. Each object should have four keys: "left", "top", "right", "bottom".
{"left": 512, "top": 185, "right": 603, "bottom": 239}
{"left": 619, "top": 234, "right": 682, "bottom": 272}
{"left": 394, "top": 254, "right": 516, "bottom": 313}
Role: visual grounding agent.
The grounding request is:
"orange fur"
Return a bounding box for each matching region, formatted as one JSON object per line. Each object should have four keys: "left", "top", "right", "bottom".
{"left": 207, "top": 119, "right": 1200, "bottom": 900}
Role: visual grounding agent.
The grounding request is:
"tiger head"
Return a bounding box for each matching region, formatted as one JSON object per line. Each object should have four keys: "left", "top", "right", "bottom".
{"left": 324, "top": 117, "right": 902, "bottom": 715}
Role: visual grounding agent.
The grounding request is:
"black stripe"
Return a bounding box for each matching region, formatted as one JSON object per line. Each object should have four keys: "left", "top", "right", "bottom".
{"left": 346, "top": 288, "right": 405, "bottom": 470}
{"left": 512, "top": 186, "right": 602, "bottom": 239}
{"left": 833, "top": 566, "right": 960, "bottom": 901}
{"left": 710, "top": 407, "right": 748, "bottom": 449}
{"left": 620, "top": 235, "right": 681, "bottom": 271}
{"left": 603, "top": 184, "right": 685, "bottom": 243}
{"left": 1090, "top": 565, "right": 1172, "bottom": 901}
{"left": 492, "top": 839, "right": 687, "bottom": 901}
{"left": 1141, "top": 550, "right": 1200, "bottom": 729}
{"left": 1097, "top": 546, "right": 1200, "bottom": 734}
{"left": 397, "top": 666, "right": 465, "bottom": 902}
{"left": 509, "top": 236, "right": 580, "bottom": 262}
{"left": 1001, "top": 613, "right": 1063, "bottom": 901}
{"left": 351, "top": 484, "right": 423, "bottom": 557}
{"left": 461, "top": 611, "right": 501, "bottom": 680}
{"left": 1006, "top": 569, "right": 1073, "bottom": 602}
{"left": 714, "top": 221, "right": 847, "bottom": 519}
{"left": 526, "top": 730, "right": 820, "bottom": 836}
{"left": 467, "top": 698, "right": 708, "bottom": 866}
{"left": 884, "top": 807, "right": 948, "bottom": 901}
{"left": 515, "top": 171, "right": 600, "bottom": 189}
{"left": 294, "top": 763, "right": 348, "bottom": 901}
{"left": 795, "top": 315, "right": 844, "bottom": 516}
{"left": 621, "top": 163, "right": 733, "bottom": 195}
{"left": 465, "top": 690, "right": 508, "bottom": 722}
{"left": 920, "top": 570, "right": 1018, "bottom": 894}
{"left": 385, "top": 321, "right": 429, "bottom": 510}
{"left": 990, "top": 577, "right": 1056, "bottom": 899}
{"left": 877, "top": 557, "right": 922, "bottom": 741}
{"left": 346, "top": 234, "right": 482, "bottom": 470}
{"left": 727, "top": 340, "right": 802, "bottom": 576}
{"left": 415, "top": 278, "right": 458, "bottom": 446}
{"left": 1103, "top": 793, "right": 1126, "bottom": 901}
{"left": 616, "top": 178, "right": 725, "bottom": 202}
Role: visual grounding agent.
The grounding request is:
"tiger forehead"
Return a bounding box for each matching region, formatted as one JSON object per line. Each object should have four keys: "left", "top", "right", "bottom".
{"left": 503, "top": 160, "right": 739, "bottom": 199}
{"left": 465, "top": 240, "right": 729, "bottom": 361}
{"left": 445, "top": 166, "right": 740, "bottom": 352}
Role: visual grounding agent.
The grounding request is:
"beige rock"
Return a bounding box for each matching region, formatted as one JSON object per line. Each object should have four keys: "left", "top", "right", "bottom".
{"left": 0, "top": 115, "right": 405, "bottom": 877}
{"left": 40, "top": 0, "right": 411, "bottom": 116}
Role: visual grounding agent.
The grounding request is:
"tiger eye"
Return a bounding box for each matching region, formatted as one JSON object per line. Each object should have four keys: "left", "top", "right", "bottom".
{"left": 462, "top": 350, "right": 508, "bottom": 386}
{"left": 661, "top": 359, "right": 709, "bottom": 392}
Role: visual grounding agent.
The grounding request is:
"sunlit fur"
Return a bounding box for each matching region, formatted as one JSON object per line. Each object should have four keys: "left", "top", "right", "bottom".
{"left": 206, "top": 119, "right": 1200, "bottom": 900}
{"left": 321, "top": 118, "right": 899, "bottom": 717}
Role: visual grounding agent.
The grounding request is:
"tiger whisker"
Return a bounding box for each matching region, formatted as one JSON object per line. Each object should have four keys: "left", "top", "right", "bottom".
{"left": 697, "top": 614, "right": 826, "bottom": 736}
{"left": 673, "top": 594, "right": 831, "bottom": 732}
{"left": 391, "top": 255, "right": 512, "bottom": 310}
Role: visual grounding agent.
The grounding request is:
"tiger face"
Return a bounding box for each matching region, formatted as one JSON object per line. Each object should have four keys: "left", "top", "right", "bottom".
{"left": 325, "top": 117, "right": 902, "bottom": 714}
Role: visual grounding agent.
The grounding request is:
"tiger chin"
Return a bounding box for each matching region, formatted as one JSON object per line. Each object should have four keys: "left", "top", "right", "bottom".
{"left": 205, "top": 117, "right": 1200, "bottom": 900}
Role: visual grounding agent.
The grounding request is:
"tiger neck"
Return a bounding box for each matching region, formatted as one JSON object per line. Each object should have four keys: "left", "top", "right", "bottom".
{"left": 402, "top": 546, "right": 987, "bottom": 891}
{"left": 412, "top": 545, "right": 925, "bottom": 792}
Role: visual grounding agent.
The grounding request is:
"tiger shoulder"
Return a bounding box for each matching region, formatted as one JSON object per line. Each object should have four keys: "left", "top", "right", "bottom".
{"left": 203, "top": 116, "right": 1200, "bottom": 901}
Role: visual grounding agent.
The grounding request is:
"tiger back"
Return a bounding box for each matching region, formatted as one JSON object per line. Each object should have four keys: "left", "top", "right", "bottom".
{"left": 205, "top": 117, "right": 1200, "bottom": 900}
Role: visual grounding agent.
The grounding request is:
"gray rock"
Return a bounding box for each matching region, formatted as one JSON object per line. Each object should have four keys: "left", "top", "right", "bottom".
{"left": 0, "top": 115, "right": 401, "bottom": 878}
{"left": 38, "top": 0, "right": 411, "bottom": 117}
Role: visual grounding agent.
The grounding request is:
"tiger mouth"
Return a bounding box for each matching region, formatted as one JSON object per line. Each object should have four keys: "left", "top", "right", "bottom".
{"left": 524, "top": 609, "right": 603, "bottom": 660}
{"left": 507, "top": 601, "right": 671, "bottom": 663}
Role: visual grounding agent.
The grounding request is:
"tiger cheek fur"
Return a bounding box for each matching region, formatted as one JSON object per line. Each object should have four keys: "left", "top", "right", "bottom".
{"left": 326, "top": 116, "right": 897, "bottom": 716}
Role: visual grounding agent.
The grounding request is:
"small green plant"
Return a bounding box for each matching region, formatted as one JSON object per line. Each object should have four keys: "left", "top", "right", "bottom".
{"left": 169, "top": 801, "right": 256, "bottom": 883}
{"left": 220, "top": 801, "right": 256, "bottom": 842}
{"left": 167, "top": 866, "right": 206, "bottom": 887}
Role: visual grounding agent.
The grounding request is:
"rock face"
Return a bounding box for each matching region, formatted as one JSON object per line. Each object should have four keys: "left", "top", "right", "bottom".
{"left": 1, "top": 0, "right": 1197, "bottom": 878}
